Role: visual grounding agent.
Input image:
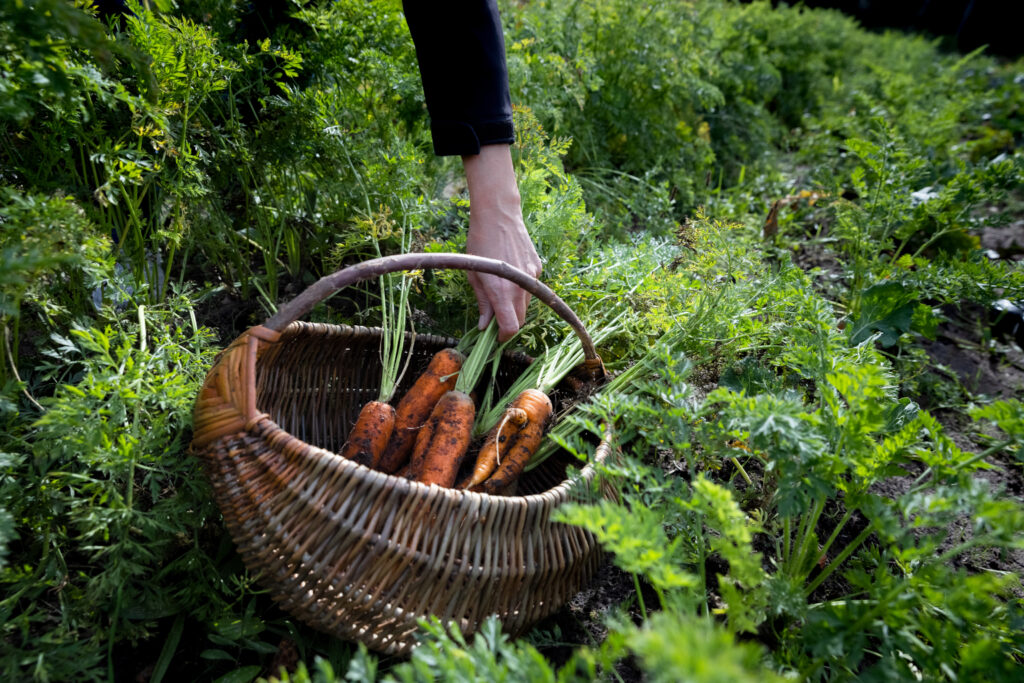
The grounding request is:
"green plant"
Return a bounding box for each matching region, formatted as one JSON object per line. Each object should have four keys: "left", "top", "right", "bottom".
{"left": 539, "top": 221, "right": 1024, "bottom": 678}
{"left": 2, "top": 0, "right": 1023, "bottom": 679}
{"left": 833, "top": 126, "right": 1022, "bottom": 311}
{"left": 0, "top": 188, "right": 112, "bottom": 390}
{"left": 0, "top": 299, "right": 220, "bottom": 681}
{"left": 505, "top": 0, "right": 718, "bottom": 220}
{"left": 970, "top": 398, "right": 1024, "bottom": 465}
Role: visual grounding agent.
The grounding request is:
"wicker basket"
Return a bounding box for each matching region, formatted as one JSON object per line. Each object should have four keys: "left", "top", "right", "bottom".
{"left": 191, "top": 253, "right": 611, "bottom": 655}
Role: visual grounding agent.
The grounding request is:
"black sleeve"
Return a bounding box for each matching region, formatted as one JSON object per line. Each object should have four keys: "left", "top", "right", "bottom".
{"left": 402, "top": 0, "right": 515, "bottom": 156}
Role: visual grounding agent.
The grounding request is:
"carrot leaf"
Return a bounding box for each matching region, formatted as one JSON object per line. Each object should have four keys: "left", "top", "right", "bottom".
{"left": 454, "top": 319, "right": 499, "bottom": 395}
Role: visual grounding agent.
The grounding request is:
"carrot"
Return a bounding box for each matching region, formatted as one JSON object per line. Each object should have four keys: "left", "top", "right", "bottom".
{"left": 340, "top": 400, "right": 395, "bottom": 467}
{"left": 474, "top": 389, "right": 552, "bottom": 495}
{"left": 409, "top": 390, "right": 476, "bottom": 487}
{"left": 394, "top": 461, "right": 416, "bottom": 480}
{"left": 405, "top": 401, "right": 439, "bottom": 476}
{"left": 376, "top": 347, "right": 464, "bottom": 472}
{"left": 459, "top": 406, "right": 529, "bottom": 489}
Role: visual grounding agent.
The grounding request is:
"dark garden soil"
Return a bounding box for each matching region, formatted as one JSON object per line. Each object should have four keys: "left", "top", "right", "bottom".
{"left": 536, "top": 561, "right": 644, "bottom": 682}
{"left": 979, "top": 218, "right": 1024, "bottom": 262}
{"left": 893, "top": 299, "right": 1024, "bottom": 583}
{"left": 193, "top": 285, "right": 263, "bottom": 344}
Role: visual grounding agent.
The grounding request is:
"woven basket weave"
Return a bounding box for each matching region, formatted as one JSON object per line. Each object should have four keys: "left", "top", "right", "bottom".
{"left": 191, "top": 253, "right": 611, "bottom": 655}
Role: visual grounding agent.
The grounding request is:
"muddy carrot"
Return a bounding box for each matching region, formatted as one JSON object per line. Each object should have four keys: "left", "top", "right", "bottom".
{"left": 460, "top": 406, "right": 529, "bottom": 489}
{"left": 406, "top": 400, "right": 440, "bottom": 477}
{"left": 376, "top": 347, "right": 464, "bottom": 472}
{"left": 475, "top": 389, "right": 553, "bottom": 495}
{"left": 411, "top": 390, "right": 476, "bottom": 488}
{"left": 340, "top": 400, "right": 396, "bottom": 467}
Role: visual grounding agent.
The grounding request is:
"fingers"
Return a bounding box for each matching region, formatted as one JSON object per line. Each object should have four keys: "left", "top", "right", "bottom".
{"left": 467, "top": 271, "right": 494, "bottom": 330}
{"left": 492, "top": 298, "right": 520, "bottom": 342}
{"left": 470, "top": 272, "right": 528, "bottom": 341}
{"left": 511, "top": 280, "right": 529, "bottom": 326}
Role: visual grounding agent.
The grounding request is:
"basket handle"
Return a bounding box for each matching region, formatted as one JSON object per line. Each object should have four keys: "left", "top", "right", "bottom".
{"left": 263, "top": 252, "right": 603, "bottom": 367}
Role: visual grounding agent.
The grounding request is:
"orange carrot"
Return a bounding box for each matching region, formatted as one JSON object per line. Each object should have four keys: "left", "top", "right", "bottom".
{"left": 394, "top": 461, "right": 416, "bottom": 480}
{"left": 474, "top": 389, "right": 552, "bottom": 495}
{"left": 376, "top": 348, "right": 464, "bottom": 472}
{"left": 340, "top": 400, "right": 395, "bottom": 467}
{"left": 459, "top": 406, "right": 529, "bottom": 489}
{"left": 406, "top": 401, "right": 440, "bottom": 476}
{"left": 409, "top": 390, "right": 476, "bottom": 488}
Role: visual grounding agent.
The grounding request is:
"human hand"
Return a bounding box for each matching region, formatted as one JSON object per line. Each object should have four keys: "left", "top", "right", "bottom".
{"left": 462, "top": 144, "right": 542, "bottom": 342}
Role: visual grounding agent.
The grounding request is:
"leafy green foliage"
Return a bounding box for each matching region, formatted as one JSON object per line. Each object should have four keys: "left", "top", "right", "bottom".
{"left": 555, "top": 227, "right": 1024, "bottom": 677}
{"left": 386, "top": 617, "right": 584, "bottom": 683}
{"left": 1, "top": 303, "right": 221, "bottom": 680}
{"left": 971, "top": 399, "right": 1024, "bottom": 463}
{"left": 847, "top": 281, "right": 925, "bottom": 347}
{"left": 2, "top": 0, "right": 1023, "bottom": 680}
{"left": 0, "top": 188, "right": 110, "bottom": 322}
{"left": 624, "top": 611, "right": 783, "bottom": 683}
{"left": 0, "top": 0, "right": 151, "bottom": 121}
{"left": 504, "top": 0, "right": 715, "bottom": 233}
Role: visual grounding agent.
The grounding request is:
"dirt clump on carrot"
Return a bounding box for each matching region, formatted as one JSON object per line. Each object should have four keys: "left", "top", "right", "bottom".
{"left": 460, "top": 405, "right": 530, "bottom": 489}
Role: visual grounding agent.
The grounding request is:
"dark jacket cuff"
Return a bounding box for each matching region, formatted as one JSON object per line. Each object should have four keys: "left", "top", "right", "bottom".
{"left": 430, "top": 118, "right": 515, "bottom": 156}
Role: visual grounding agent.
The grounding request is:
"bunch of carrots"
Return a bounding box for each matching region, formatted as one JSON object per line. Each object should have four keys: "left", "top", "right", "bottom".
{"left": 340, "top": 320, "right": 555, "bottom": 495}
{"left": 336, "top": 239, "right": 623, "bottom": 494}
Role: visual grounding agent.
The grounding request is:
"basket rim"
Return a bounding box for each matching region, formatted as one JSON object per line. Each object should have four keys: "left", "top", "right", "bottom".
{"left": 246, "top": 320, "right": 611, "bottom": 505}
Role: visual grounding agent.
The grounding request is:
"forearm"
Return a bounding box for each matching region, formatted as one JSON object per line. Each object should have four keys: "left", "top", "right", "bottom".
{"left": 404, "top": 3, "right": 538, "bottom": 340}
{"left": 463, "top": 144, "right": 541, "bottom": 341}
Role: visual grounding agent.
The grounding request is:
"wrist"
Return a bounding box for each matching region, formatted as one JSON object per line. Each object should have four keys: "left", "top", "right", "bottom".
{"left": 462, "top": 144, "right": 521, "bottom": 206}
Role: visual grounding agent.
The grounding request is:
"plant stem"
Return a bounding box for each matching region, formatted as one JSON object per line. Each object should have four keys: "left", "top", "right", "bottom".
{"left": 3, "top": 321, "right": 43, "bottom": 411}
{"left": 632, "top": 572, "right": 647, "bottom": 620}
{"left": 696, "top": 525, "right": 709, "bottom": 618}
{"left": 816, "top": 508, "right": 853, "bottom": 567}
{"left": 793, "top": 498, "right": 826, "bottom": 576}
{"left": 782, "top": 516, "right": 792, "bottom": 569}
{"left": 137, "top": 305, "right": 147, "bottom": 353}
{"left": 789, "top": 510, "right": 810, "bottom": 572}
{"left": 729, "top": 456, "right": 753, "bottom": 486}
{"left": 805, "top": 522, "right": 874, "bottom": 596}
{"left": 160, "top": 240, "right": 176, "bottom": 303}
{"left": 909, "top": 440, "right": 1012, "bottom": 494}
{"left": 455, "top": 320, "right": 499, "bottom": 395}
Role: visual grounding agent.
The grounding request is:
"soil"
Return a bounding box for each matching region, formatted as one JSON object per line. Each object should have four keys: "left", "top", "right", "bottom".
{"left": 535, "top": 561, "right": 644, "bottom": 681}
{"left": 191, "top": 270, "right": 368, "bottom": 346}
{"left": 886, "top": 298, "right": 1024, "bottom": 585}
{"left": 979, "top": 219, "right": 1024, "bottom": 261}
{"left": 192, "top": 285, "right": 263, "bottom": 344}
{"left": 919, "top": 301, "right": 1024, "bottom": 402}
